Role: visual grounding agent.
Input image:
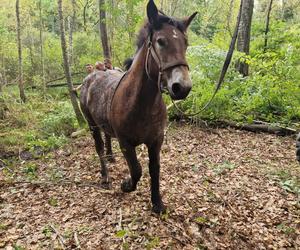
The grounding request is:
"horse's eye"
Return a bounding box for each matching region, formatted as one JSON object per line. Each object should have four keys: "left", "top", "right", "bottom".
{"left": 157, "top": 37, "right": 166, "bottom": 47}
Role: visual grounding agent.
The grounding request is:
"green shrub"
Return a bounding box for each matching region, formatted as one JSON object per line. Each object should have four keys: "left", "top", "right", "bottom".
{"left": 168, "top": 38, "right": 300, "bottom": 127}
{"left": 41, "top": 102, "right": 78, "bottom": 136}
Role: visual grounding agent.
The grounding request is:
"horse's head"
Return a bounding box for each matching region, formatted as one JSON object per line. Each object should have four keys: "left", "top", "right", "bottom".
{"left": 146, "top": 0, "right": 197, "bottom": 100}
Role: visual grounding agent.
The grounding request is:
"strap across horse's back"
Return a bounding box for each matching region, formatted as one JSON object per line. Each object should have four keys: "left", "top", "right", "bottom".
{"left": 108, "top": 71, "right": 127, "bottom": 115}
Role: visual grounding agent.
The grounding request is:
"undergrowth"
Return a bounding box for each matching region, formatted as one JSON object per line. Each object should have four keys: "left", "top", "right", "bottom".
{"left": 167, "top": 22, "right": 300, "bottom": 128}
{"left": 0, "top": 86, "right": 81, "bottom": 154}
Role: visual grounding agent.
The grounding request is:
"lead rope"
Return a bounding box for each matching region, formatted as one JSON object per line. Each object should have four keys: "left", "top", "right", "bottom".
{"left": 171, "top": 0, "right": 243, "bottom": 117}
{"left": 145, "top": 41, "right": 164, "bottom": 92}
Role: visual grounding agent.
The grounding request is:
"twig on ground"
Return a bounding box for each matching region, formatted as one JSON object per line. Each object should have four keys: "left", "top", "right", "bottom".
{"left": 160, "top": 235, "right": 186, "bottom": 245}
{"left": 164, "top": 122, "right": 173, "bottom": 145}
{"left": 0, "top": 159, "right": 14, "bottom": 173}
{"left": 50, "top": 224, "right": 66, "bottom": 250}
{"left": 109, "top": 217, "right": 143, "bottom": 226}
{"left": 202, "top": 185, "right": 240, "bottom": 217}
{"left": 74, "top": 232, "right": 81, "bottom": 249}
{"left": 117, "top": 208, "right": 123, "bottom": 231}
{"left": 164, "top": 221, "right": 192, "bottom": 242}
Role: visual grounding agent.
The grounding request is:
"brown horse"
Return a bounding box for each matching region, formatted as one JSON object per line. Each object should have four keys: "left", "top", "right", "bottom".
{"left": 80, "top": 0, "right": 197, "bottom": 213}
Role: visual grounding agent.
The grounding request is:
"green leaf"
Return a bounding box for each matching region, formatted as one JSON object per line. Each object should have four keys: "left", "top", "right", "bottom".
{"left": 115, "top": 229, "right": 127, "bottom": 238}
{"left": 195, "top": 216, "right": 207, "bottom": 224}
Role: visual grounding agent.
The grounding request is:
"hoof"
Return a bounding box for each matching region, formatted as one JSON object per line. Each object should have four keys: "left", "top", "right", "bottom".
{"left": 101, "top": 179, "right": 111, "bottom": 190}
{"left": 121, "top": 178, "right": 136, "bottom": 193}
{"left": 152, "top": 203, "right": 166, "bottom": 214}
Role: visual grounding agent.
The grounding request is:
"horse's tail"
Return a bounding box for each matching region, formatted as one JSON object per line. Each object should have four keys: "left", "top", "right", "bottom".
{"left": 123, "top": 58, "right": 133, "bottom": 71}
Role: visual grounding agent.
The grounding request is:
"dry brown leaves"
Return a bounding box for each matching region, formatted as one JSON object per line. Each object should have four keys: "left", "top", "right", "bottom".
{"left": 0, "top": 124, "right": 299, "bottom": 249}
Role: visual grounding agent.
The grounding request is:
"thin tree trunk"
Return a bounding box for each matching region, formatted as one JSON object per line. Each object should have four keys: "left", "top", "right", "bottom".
{"left": 0, "top": 73, "right": 3, "bottom": 93}
{"left": 16, "top": 0, "right": 26, "bottom": 102}
{"left": 83, "top": 1, "right": 88, "bottom": 31}
{"left": 160, "top": 0, "right": 164, "bottom": 11}
{"left": 28, "top": 16, "right": 35, "bottom": 80}
{"left": 68, "top": 17, "right": 72, "bottom": 68}
{"left": 57, "top": 0, "right": 85, "bottom": 126}
{"left": 264, "top": 0, "right": 273, "bottom": 53}
{"left": 236, "top": 0, "right": 254, "bottom": 77}
{"left": 1, "top": 55, "right": 7, "bottom": 87}
{"left": 227, "top": 0, "right": 235, "bottom": 37}
{"left": 126, "top": 0, "right": 134, "bottom": 43}
{"left": 109, "top": 0, "right": 114, "bottom": 58}
{"left": 39, "top": 0, "right": 46, "bottom": 93}
{"left": 98, "top": 0, "right": 111, "bottom": 59}
{"left": 281, "top": 0, "right": 285, "bottom": 19}
{"left": 69, "top": 0, "right": 76, "bottom": 67}
{"left": 171, "top": 0, "right": 179, "bottom": 16}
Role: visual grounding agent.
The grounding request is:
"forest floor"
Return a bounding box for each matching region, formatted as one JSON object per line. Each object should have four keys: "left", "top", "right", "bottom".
{"left": 0, "top": 123, "right": 299, "bottom": 250}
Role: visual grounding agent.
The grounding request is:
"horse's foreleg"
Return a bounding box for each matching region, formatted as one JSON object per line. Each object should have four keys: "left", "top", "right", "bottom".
{"left": 119, "top": 142, "right": 142, "bottom": 193}
{"left": 147, "top": 138, "right": 166, "bottom": 214}
{"left": 105, "top": 133, "right": 115, "bottom": 163}
{"left": 91, "top": 127, "right": 110, "bottom": 189}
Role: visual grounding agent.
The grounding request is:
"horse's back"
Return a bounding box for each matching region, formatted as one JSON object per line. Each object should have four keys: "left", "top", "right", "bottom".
{"left": 80, "top": 70, "right": 124, "bottom": 135}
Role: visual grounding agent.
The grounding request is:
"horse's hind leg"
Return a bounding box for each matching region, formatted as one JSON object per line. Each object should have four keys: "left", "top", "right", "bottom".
{"left": 119, "top": 141, "right": 142, "bottom": 193}
{"left": 105, "top": 133, "right": 115, "bottom": 163}
{"left": 91, "top": 126, "right": 110, "bottom": 189}
{"left": 147, "top": 138, "right": 166, "bottom": 214}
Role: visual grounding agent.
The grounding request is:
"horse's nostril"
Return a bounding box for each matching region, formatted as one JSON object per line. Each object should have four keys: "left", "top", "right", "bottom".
{"left": 172, "top": 83, "right": 181, "bottom": 95}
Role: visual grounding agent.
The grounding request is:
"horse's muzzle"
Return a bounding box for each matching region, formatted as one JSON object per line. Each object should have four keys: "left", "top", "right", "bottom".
{"left": 167, "top": 66, "right": 192, "bottom": 100}
{"left": 169, "top": 82, "right": 191, "bottom": 100}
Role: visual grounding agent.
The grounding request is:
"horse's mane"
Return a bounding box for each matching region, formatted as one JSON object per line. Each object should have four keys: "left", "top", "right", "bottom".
{"left": 124, "top": 12, "right": 185, "bottom": 71}
{"left": 123, "top": 57, "right": 134, "bottom": 71}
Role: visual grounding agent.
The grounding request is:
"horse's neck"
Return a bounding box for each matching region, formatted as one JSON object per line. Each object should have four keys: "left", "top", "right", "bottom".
{"left": 127, "top": 45, "right": 161, "bottom": 108}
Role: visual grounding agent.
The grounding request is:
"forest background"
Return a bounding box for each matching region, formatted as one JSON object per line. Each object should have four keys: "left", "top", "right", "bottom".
{"left": 0, "top": 0, "right": 299, "bottom": 152}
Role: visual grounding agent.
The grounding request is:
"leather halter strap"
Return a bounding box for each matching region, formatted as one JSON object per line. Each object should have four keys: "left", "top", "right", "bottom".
{"left": 145, "top": 40, "right": 189, "bottom": 92}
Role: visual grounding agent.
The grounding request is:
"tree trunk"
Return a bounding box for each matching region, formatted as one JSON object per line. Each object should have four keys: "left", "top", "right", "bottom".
{"left": 16, "top": 0, "right": 26, "bottom": 103}
{"left": 57, "top": 0, "right": 85, "bottom": 127}
{"left": 68, "top": 17, "right": 72, "bottom": 67}
{"left": 27, "top": 15, "right": 35, "bottom": 82}
{"left": 83, "top": 1, "right": 88, "bottom": 31}
{"left": 226, "top": 0, "right": 235, "bottom": 37}
{"left": 160, "top": 0, "right": 164, "bottom": 11}
{"left": 236, "top": 0, "right": 254, "bottom": 77}
{"left": 0, "top": 73, "right": 3, "bottom": 93}
{"left": 98, "top": 0, "right": 111, "bottom": 59}
{"left": 126, "top": 0, "right": 134, "bottom": 43}
{"left": 1, "top": 55, "right": 7, "bottom": 87}
{"left": 264, "top": 0, "right": 273, "bottom": 53}
{"left": 39, "top": 0, "right": 46, "bottom": 93}
{"left": 69, "top": 0, "right": 76, "bottom": 67}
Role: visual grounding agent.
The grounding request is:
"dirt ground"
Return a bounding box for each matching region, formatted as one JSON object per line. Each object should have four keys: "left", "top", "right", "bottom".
{"left": 0, "top": 123, "right": 299, "bottom": 249}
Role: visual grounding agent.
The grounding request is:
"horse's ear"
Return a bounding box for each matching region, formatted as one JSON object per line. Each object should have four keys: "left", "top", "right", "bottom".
{"left": 147, "top": 0, "right": 159, "bottom": 25}
{"left": 182, "top": 12, "right": 198, "bottom": 30}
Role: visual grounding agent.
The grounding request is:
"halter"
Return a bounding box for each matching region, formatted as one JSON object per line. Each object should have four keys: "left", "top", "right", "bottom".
{"left": 145, "top": 37, "right": 189, "bottom": 93}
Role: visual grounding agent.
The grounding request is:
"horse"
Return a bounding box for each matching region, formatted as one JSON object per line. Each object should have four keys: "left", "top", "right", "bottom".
{"left": 80, "top": 0, "right": 197, "bottom": 213}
